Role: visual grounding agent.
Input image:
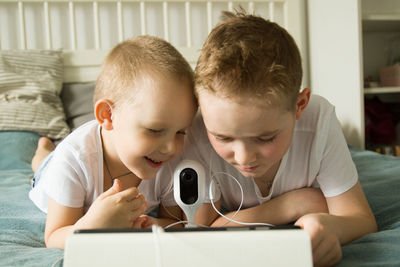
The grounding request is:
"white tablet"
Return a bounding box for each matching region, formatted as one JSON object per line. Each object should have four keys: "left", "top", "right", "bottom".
{"left": 64, "top": 226, "right": 312, "bottom": 267}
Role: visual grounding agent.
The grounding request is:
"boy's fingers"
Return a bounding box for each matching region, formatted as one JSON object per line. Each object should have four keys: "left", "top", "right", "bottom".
{"left": 114, "top": 186, "right": 140, "bottom": 201}
{"left": 100, "top": 179, "right": 122, "bottom": 198}
{"left": 132, "top": 216, "right": 146, "bottom": 228}
{"left": 129, "top": 201, "right": 147, "bottom": 222}
{"left": 143, "top": 216, "right": 155, "bottom": 228}
{"left": 129, "top": 195, "right": 146, "bottom": 210}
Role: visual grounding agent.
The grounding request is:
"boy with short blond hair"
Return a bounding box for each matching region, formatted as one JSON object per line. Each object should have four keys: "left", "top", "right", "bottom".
{"left": 188, "top": 11, "right": 377, "bottom": 266}
{"left": 29, "top": 35, "right": 197, "bottom": 249}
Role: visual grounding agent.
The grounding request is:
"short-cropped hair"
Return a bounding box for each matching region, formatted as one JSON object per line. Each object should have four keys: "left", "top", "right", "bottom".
{"left": 94, "top": 35, "right": 194, "bottom": 107}
{"left": 195, "top": 10, "right": 302, "bottom": 111}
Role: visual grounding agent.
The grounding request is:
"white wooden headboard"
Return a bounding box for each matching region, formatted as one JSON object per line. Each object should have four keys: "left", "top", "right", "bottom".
{"left": 0, "top": 0, "right": 307, "bottom": 84}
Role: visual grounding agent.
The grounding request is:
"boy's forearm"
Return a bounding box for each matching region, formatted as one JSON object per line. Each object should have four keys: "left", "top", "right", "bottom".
{"left": 324, "top": 181, "right": 378, "bottom": 244}
{"left": 211, "top": 200, "right": 293, "bottom": 227}
{"left": 210, "top": 191, "right": 304, "bottom": 227}
{"left": 321, "top": 212, "right": 377, "bottom": 245}
{"left": 211, "top": 188, "right": 328, "bottom": 227}
{"left": 45, "top": 225, "right": 77, "bottom": 249}
{"left": 154, "top": 218, "right": 184, "bottom": 228}
{"left": 157, "top": 204, "right": 185, "bottom": 228}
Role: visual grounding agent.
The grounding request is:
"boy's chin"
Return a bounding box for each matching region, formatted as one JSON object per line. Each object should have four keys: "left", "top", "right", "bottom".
{"left": 138, "top": 172, "right": 157, "bottom": 180}
{"left": 132, "top": 167, "right": 157, "bottom": 181}
{"left": 236, "top": 169, "right": 256, "bottom": 178}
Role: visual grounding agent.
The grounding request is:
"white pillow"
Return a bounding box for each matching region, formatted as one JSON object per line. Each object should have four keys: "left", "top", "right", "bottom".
{"left": 0, "top": 50, "right": 70, "bottom": 140}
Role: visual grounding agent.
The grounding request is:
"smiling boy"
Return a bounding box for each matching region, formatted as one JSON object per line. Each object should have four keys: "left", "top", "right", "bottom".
{"left": 29, "top": 35, "right": 197, "bottom": 249}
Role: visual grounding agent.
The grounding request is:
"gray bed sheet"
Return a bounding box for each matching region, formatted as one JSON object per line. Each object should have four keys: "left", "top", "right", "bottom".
{"left": 0, "top": 131, "right": 399, "bottom": 266}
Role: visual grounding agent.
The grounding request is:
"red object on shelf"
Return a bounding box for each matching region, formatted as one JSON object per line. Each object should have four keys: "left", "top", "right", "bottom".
{"left": 365, "top": 97, "right": 396, "bottom": 144}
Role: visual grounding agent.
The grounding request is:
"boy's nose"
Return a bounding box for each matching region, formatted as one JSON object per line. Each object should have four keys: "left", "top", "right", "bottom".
{"left": 159, "top": 139, "right": 177, "bottom": 156}
{"left": 233, "top": 142, "right": 256, "bottom": 166}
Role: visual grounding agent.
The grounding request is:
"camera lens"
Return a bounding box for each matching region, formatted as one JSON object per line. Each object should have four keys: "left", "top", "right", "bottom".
{"left": 179, "top": 168, "right": 198, "bottom": 204}
{"left": 181, "top": 171, "right": 194, "bottom": 184}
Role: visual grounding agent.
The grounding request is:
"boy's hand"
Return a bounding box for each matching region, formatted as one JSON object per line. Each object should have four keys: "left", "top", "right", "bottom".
{"left": 132, "top": 215, "right": 156, "bottom": 229}
{"left": 76, "top": 179, "right": 147, "bottom": 229}
{"left": 295, "top": 213, "right": 342, "bottom": 267}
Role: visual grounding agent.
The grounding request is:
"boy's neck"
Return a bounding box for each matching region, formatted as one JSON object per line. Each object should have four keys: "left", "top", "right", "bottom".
{"left": 101, "top": 127, "right": 142, "bottom": 190}
{"left": 253, "top": 160, "right": 281, "bottom": 197}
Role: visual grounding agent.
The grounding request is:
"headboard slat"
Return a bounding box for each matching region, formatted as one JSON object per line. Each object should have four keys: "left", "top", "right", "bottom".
{"left": 18, "top": 1, "right": 26, "bottom": 49}
{"left": 207, "top": 1, "right": 212, "bottom": 33}
{"left": 68, "top": 1, "right": 76, "bottom": 50}
{"left": 283, "top": 1, "right": 288, "bottom": 29}
{"left": 140, "top": 1, "right": 146, "bottom": 35}
{"left": 269, "top": 1, "right": 275, "bottom": 21}
{"left": 163, "top": 1, "right": 170, "bottom": 42}
{"left": 228, "top": 1, "right": 233, "bottom": 11}
{"left": 185, "top": 2, "right": 192, "bottom": 47}
{"left": 93, "top": 1, "right": 101, "bottom": 50}
{"left": 44, "top": 1, "right": 52, "bottom": 49}
{"left": 248, "top": 1, "right": 254, "bottom": 14}
{"left": 117, "top": 1, "right": 124, "bottom": 42}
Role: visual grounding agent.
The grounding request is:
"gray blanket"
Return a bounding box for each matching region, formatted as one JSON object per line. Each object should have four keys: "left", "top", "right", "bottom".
{"left": 0, "top": 131, "right": 399, "bottom": 267}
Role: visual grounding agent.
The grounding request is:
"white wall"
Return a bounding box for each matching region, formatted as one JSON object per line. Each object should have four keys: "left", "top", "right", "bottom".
{"left": 308, "top": 0, "right": 365, "bottom": 148}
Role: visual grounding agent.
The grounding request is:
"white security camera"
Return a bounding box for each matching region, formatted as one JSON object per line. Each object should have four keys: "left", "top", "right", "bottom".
{"left": 173, "top": 160, "right": 205, "bottom": 227}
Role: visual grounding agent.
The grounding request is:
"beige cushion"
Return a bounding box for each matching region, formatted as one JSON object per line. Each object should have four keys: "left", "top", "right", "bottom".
{"left": 0, "top": 50, "right": 70, "bottom": 140}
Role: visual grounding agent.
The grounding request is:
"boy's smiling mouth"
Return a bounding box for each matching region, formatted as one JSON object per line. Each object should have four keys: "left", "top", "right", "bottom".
{"left": 144, "top": 156, "right": 163, "bottom": 168}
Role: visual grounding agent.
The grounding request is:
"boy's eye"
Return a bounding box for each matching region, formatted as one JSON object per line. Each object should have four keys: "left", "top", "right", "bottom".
{"left": 215, "top": 136, "right": 233, "bottom": 142}
{"left": 148, "top": 128, "right": 186, "bottom": 135}
{"left": 256, "top": 136, "right": 276, "bottom": 143}
{"left": 148, "top": 128, "right": 163, "bottom": 134}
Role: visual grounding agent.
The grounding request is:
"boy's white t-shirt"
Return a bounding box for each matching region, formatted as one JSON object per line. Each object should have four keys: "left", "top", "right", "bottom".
{"left": 182, "top": 94, "right": 358, "bottom": 211}
{"left": 29, "top": 120, "right": 176, "bottom": 214}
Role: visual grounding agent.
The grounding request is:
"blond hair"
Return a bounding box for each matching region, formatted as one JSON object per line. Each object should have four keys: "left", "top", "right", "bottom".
{"left": 195, "top": 10, "right": 302, "bottom": 111}
{"left": 94, "top": 35, "right": 194, "bottom": 107}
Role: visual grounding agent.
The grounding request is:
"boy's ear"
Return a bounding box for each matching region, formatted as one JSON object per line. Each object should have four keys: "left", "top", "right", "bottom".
{"left": 295, "top": 88, "right": 311, "bottom": 120}
{"left": 95, "top": 99, "right": 114, "bottom": 130}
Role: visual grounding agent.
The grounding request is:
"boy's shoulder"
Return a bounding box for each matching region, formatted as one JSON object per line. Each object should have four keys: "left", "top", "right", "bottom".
{"left": 55, "top": 120, "right": 100, "bottom": 155}
{"left": 302, "top": 94, "right": 335, "bottom": 119}
{"left": 295, "top": 94, "right": 336, "bottom": 132}
{"left": 307, "top": 94, "right": 334, "bottom": 112}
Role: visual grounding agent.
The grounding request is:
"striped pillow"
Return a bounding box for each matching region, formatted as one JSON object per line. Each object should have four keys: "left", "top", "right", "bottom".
{"left": 0, "top": 50, "right": 70, "bottom": 140}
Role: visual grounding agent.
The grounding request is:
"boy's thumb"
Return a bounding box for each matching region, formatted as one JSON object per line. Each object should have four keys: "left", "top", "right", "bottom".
{"left": 102, "top": 179, "right": 122, "bottom": 198}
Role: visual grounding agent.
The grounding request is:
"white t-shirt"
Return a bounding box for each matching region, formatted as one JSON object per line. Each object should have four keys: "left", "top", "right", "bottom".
{"left": 181, "top": 94, "right": 358, "bottom": 211}
{"left": 29, "top": 120, "right": 176, "bottom": 214}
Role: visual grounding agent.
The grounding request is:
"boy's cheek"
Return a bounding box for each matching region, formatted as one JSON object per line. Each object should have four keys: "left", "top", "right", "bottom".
{"left": 209, "top": 140, "right": 231, "bottom": 160}
{"left": 175, "top": 140, "right": 185, "bottom": 155}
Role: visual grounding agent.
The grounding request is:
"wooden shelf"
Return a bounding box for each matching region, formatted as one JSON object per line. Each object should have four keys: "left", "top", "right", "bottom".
{"left": 364, "top": 86, "right": 400, "bottom": 94}
{"left": 362, "top": 19, "right": 400, "bottom": 32}
{"left": 362, "top": 13, "right": 400, "bottom": 32}
{"left": 363, "top": 13, "right": 400, "bottom": 21}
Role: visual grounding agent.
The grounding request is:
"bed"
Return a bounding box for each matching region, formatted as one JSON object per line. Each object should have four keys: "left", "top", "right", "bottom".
{"left": 0, "top": 1, "right": 399, "bottom": 266}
